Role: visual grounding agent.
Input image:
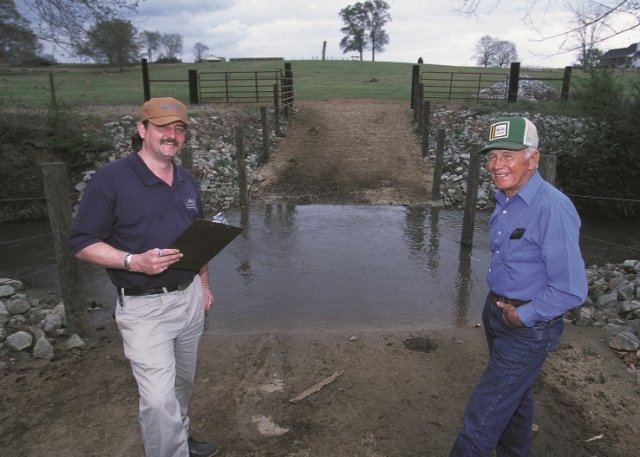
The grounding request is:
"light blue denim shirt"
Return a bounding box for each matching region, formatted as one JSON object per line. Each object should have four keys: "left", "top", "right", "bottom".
{"left": 487, "top": 171, "right": 588, "bottom": 326}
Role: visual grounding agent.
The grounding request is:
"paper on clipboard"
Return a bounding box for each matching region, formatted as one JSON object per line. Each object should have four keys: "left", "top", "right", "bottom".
{"left": 169, "top": 219, "right": 242, "bottom": 271}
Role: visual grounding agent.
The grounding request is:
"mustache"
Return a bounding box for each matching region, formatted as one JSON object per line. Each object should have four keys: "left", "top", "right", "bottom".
{"left": 160, "top": 139, "right": 179, "bottom": 146}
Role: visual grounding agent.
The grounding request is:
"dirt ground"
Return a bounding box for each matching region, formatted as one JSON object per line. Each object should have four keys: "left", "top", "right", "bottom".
{"left": 2, "top": 100, "right": 640, "bottom": 457}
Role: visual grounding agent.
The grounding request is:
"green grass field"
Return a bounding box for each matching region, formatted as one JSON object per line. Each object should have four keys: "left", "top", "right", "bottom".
{"left": 0, "top": 59, "right": 583, "bottom": 108}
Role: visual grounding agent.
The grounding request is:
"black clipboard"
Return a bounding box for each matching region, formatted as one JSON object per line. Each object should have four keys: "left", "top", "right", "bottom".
{"left": 169, "top": 219, "right": 242, "bottom": 271}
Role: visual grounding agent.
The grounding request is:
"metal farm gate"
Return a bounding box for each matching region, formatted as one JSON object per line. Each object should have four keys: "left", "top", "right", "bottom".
{"left": 198, "top": 70, "right": 282, "bottom": 103}
{"left": 419, "top": 70, "right": 509, "bottom": 102}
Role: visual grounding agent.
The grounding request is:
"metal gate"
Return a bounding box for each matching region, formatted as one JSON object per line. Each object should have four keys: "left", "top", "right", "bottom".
{"left": 420, "top": 71, "right": 509, "bottom": 102}
{"left": 198, "top": 70, "right": 282, "bottom": 103}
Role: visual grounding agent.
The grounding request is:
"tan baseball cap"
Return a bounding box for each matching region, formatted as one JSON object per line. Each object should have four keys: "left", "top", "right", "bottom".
{"left": 140, "top": 97, "right": 190, "bottom": 126}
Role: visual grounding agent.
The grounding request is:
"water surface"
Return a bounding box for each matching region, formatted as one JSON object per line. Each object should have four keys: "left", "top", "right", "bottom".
{"left": 1, "top": 204, "right": 638, "bottom": 334}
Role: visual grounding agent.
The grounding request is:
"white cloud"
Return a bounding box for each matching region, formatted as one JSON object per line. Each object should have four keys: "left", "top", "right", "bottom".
{"left": 55, "top": 0, "right": 640, "bottom": 66}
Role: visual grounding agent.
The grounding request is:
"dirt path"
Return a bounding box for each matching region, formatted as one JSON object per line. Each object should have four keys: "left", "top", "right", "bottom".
{"left": 254, "top": 99, "right": 431, "bottom": 205}
{"left": 2, "top": 100, "right": 640, "bottom": 457}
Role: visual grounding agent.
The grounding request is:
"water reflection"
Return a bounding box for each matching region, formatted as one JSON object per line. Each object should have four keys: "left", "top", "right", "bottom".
{"left": 208, "top": 204, "right": 490, "bottom": 333}
{"left": 1, "top": 205, "right": 639, "bottom": 334}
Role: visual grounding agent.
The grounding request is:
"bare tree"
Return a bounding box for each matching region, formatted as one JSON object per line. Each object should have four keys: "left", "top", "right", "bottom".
{"left": 474, "top": 35, "right": 497, "bottom": 67}
{"left": 21, "top": 0, "right": 140, "bottom": 55}
{"left": 494, "top": 40, "right": 518, "bottom": 67}
{"left": 453, "top": 0, "right": 640, "bottom": 47}
{"left": 473, "top": 35, "right": 518, "bottom": 67}
{"left": 570, "top": 3, "right": 609, "bottom": 68}
{"left": 159, "top": 33, "right": 183, "bottom": 61}
{"left": 193, "top": 42, "right": 209, "bottom": 63}
{"left": 140, "top": 30, "right": 161, "bottom": 63}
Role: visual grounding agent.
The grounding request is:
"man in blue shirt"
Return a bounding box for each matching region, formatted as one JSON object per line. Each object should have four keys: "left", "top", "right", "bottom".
{"left": 69, "top": 97, "right": 218, "bottom": 457}
{"left": 449, "top": 116, "right": 588, "bottom": 457}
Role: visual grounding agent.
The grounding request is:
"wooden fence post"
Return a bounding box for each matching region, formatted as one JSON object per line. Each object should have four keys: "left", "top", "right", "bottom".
{"left": 508, "top": 61, "right": 520, "bottom": 103}
{"left": 431, "top": 128, "right": 446, "bottom": 201}
{"left": 48, "top": 73, "right": 57, "bottom": 107}
{"left": 260, "top": 106, "right": 270, "bottom": 164}
{"left": 181, "top": 146, "right": 193, "bottom": 173}
{"left": 141, "top": 58, "right": 151, "bottom": 101}
{"left": 411, "top": 64, "right": 420, "bottom": 109}
{"left": 234, "top": 126, "right": 249, "bottom": 207}
{"left": 188, "top": 69, "right": 199, "bottom": 104}
{"left": 415, "top": 83, "right": 424, "bottom": 125}
{"left": 273, "top": 84, "right": 281, "bottom": 137}
{"left": 421, "top": 100, "right": 431, "bottom": 158}
{"left": 539, "top": 154, "right": 557, "bottom": 186}
{"left": 40, "top": 162, "right": 92, "bottom": 337}
{"left": 561, "top": 66, "right": 572, "bottom": 101}
{"left": 460, "top": 144, "right": 482, "bottom": 247}
{"left": 283, "top": 62, "right": 294, "bottom": 108}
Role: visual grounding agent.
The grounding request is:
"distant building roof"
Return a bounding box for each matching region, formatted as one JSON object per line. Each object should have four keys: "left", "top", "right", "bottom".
{"left": 599, "top": 43, "right": 640, "bottom": 68}
{"left": 600, "top": 43, "right": 639, "bottom": 60}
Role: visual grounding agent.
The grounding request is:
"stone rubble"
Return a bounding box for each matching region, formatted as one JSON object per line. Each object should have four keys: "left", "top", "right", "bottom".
{"left": 0, "top": 277, "right": 84, "bottom": 367}
{"left": 424, "top": 79, "right": 584, "bottom": 210}
{"left": 74, "top": 105, "right": 285, "bottom": 216}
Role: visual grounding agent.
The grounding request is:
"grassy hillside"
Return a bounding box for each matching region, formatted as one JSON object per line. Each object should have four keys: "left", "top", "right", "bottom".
{"left": 0, "top": 59, "right": 580, "bottom": 108}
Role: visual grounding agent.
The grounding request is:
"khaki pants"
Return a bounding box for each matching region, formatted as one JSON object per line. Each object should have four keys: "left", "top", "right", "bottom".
{"left": 115, "top": 278, "right": 204, "bottom": 457}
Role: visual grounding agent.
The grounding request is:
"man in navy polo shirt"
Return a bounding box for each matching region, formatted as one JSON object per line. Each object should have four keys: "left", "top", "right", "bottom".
{"left": 69, "top": 97, "right": 218, "bottom": 457}
{"left": 449, "top": 117, "right": 587, "bottom": 456}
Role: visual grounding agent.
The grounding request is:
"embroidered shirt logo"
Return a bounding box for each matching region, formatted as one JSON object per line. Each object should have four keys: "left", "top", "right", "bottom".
{"left": 185, "top": 198, "right": 197, "bottom": 211}
{"left": 489, "top": 121, "right": 510, "bottom": 141}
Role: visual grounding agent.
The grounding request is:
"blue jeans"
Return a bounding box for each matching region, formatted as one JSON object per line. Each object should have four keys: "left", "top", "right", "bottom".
{"left": 449, "top": 295, "right": 563, "bottom": 457}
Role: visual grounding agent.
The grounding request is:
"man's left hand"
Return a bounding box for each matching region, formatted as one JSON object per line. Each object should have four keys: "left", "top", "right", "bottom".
{"left": 203, "top": 286, "right": 214, "bottom": 312}
{"left": 496, "top": 301, "right": 524, "bottom": 328}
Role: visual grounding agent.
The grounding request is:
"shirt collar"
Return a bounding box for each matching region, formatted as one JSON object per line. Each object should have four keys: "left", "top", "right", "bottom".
{"left": 496, "top": 170, "right": 542, "bottom": 206}
{"left": 128, "top": 151, "right": 186, "bottom": 186}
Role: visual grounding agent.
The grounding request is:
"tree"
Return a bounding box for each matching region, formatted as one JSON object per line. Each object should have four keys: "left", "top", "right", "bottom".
{"left": 0, "top": 0, "right": 41, "bottom": 64}
{"left": 493, "top": 40, "right": 518, "bottom": 67}
{"left": 365, "top": 0, "right": 391, "bottom": 62}
{"left": 159, "top": 33, "right": 183, "bottom": 62}
{"left": 339, "top": 1, "right": 392, "bottom": 62}
{"left": 577, "top": 47, "right": 602, "bottom": 68}
{"left": 474, "top": 35, "right": 496, "bottom": 67}
{"left": 140, "top": 30, "right": 161, "bottom": 62}
{"left": 77, "top": 19, "right": 139, "bottom": 71}
{"left": 570, "top": 3, "right": 608, "bottom": 69}
{"left": 193, "top": 42, "right": 209, "bottom": 63}
{"left": 473, "top": 35, "right": 518, "bottom": 67}
{"left": 454, "top": 0, "right": 640, "bottom": 50}
{"left": 21, "top": 0, "right": 140, "bottom": 55}
{"left": 339, "top": 2, "right": 369, "bottom": 61}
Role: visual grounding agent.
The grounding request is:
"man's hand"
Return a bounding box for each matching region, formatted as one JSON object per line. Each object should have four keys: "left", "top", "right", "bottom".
{"left": 129, "top": 248, "right": 183, "bottom": 275}
{"left": 203, "top": 286, "right": 214, "bottom": 312}
{"left": 496, "top": 301, "right": 524, "bottom": 328}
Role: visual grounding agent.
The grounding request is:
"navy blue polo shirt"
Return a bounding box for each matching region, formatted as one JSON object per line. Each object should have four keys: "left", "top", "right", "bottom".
{"left": 68, "top": 151, "right": 203, "bottom": 288}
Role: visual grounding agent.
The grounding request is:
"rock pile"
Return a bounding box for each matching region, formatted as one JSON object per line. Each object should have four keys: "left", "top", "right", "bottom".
{"left": 479, "top": 75, "right": 561, "bottom": 101}
{"left": 74, "top": 106, "right": 283, "bottom": 215}
{"left": 0, "top": 278, "right": 86, "bottom": 369}
{"left": 425, "top": 105, "right": 584, "bottom": 210}
{"left": 570, "top": 260, "right": 640, "bottom": 367}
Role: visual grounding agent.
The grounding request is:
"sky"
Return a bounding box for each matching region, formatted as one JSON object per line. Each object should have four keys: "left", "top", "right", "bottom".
{"left": 45, "top": 0, "right": 640, "bottom": 67}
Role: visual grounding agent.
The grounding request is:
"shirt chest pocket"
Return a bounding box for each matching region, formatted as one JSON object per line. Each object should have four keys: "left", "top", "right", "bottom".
{"left": 501, "top": 232, "right": 540, "bottom": 263}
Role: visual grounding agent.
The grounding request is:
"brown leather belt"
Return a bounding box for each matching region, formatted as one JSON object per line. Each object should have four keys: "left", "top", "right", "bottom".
{"left": 489, "top": 291, "right": 530, "bottom": 308}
